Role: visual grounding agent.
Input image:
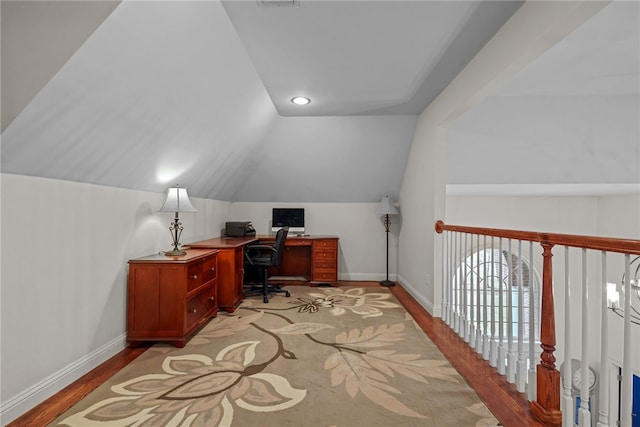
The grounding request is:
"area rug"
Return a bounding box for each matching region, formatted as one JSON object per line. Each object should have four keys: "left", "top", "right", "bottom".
{"left": 52, "top": 287, "right": 499, "bottom": 426}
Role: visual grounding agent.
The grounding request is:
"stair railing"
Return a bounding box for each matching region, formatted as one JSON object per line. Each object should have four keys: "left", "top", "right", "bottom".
{"left": 435, "top": 220, "right": 640, "bottom": 427}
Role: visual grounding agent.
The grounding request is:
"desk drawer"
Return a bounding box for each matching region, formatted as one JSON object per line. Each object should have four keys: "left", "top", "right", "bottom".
{"left": 186, "top": 261, "right": 204, "bottom": 292}
{"left": 313, "top": 239, "right": 337, "bottom": 250}
{"left": 202, "top": 254, "right": 217, "bottom": 283}
{"left": 312, "top": 270, "right": 337, "bottom": 282}
{"left": 186, "top": 285, "right": 216, "bottom": 331}
{"left": 313, "top": 260, "right": 335, "bottom": 271}
{"left": 313, "top": 250, "right": 337, "bottom": 262}
{"left": 286, "top": 239, "right": 312, "bottom": 246}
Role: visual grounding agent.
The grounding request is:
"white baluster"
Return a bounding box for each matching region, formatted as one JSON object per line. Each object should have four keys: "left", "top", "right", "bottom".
{"left": 497, "top": 237, "right": 507, "bottom": 376}
{"left": 447, "top": 232, "right": 455, "bottom": 329}
{"left": 621, "top": 254, "right": 632, "bottom": 427}
{"left": 578, "top": 249, "right": 591, "bottom": 427}
{"left": 441, "top": 230, "right": 448, "bottom": 326}
{"left": 527, "top": 241, "right": 536, "bottom": 400}
{"left": 516, "top": 240, "right": 527, "bottom": 392}
{"left": 597, "top": 251, "right": 610, "bottom": 427}
{"left": 453, "top": 232, "right": 460, "bottom": 334}
{"left": 463, "top": 233, "right": 470, "bottom": 342}
{"left": 469, "top": 233, "right": 476, "bottom": 348}
{"left": 482, "top": 236, "right": 490, "bottom": 359}
{"left": 490, "top": 237, "right": 498, "bottom": 367}
{"left": 507, "top": 239, "right": 516, "bottom": 383}
{"left": 456, "top": 233, "right": 465, "bottom": 338}
{"left": 476, "top": 235, "right": 483, "bottom": 352}
{"left": 562, "top": 246, "right": 574, "bottom": 427}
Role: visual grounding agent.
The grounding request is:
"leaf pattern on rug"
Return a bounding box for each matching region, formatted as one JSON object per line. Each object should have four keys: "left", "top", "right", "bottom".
{"left": 58, "top": 341, "right": 306, "bottom": 426}
{"left": 55, "top": 288, "right": 500, "bottom": 426}
{"left": 302, "top": 287, "right": 400, "bottom": 317}
{"left": 323, "top": 322, "right": 460, "bottom": 418}
{"left": 188, "top": 310, "right": 265, "bottom": 346}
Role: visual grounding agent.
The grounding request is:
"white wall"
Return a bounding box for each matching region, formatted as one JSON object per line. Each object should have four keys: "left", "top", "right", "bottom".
{"left": 0, "top": 176, "right": 399, "bottom": 424}
{"left": 229, "top": 202, "right": 398, "bottom": 282}
{"left": 397, "top": 1, "right": 607, "bottom": 316}
{"left": 0, "top": 174, "right": 230, "bottom": 424}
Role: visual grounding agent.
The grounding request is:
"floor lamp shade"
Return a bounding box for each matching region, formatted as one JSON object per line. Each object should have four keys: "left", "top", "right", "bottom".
{"left": 159, "top": 185, "right": 197, "bottom": 256}
{"left": 377, "top": 195, "right": 398, "bottom": 286}
{"left": 377, "top": 195, "right": 399, "bottom": 216}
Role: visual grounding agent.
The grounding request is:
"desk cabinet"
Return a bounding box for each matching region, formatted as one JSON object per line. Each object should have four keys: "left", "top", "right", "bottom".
{"left": 215, "top": 245, "right": 246, "bottom": 312}
{"left": 311, "top": 238, "right": 338, "bottom": 283}
{"left": 186, "top": 237, "right": 259, "bottom": 313}
{"left": 127, "top": 249, "right": 218, "bottom": 348}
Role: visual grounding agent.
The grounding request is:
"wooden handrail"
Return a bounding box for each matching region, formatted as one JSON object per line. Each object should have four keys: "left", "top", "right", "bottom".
{"left": 435, "top": 220, "right": 640, "bottom": 255}
{"left": 435, "top": 220, "right": 541, "bottom": 242}
{"left": 435, "top": 220, "right": 640, "bottom": 425}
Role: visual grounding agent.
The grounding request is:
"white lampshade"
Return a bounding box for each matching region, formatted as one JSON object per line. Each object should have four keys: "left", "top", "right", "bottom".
{"left": 377, "top": 195, "right": 399, "bottom": 215}
{"left": 159, "top": 186, "right": 198, "bottom": 213}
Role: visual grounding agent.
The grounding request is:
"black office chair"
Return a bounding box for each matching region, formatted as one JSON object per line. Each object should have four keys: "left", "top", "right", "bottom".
{"left": 244, "top": 227, "right": 291, "bottom": 303}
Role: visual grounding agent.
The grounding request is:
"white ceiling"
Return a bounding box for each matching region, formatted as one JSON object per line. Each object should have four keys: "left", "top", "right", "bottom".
{"left": 447, "top": 0, "right": 640, "bottom": 193}
{"left": 221, "top": 0, "right": 522, "bottom": 116}
{"left": 3, "top": 1, "right": 636, "bottom": 202}
{"left": 1, "top": 0, "right": 521, "bottom": 202}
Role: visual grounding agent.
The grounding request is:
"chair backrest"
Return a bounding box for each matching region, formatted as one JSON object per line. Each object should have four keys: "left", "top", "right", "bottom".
{"left": 272, "top": 226, "right": 289, "bottom": 267}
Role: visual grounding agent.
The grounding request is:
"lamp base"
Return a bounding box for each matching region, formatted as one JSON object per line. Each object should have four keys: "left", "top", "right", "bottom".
{"left": 164, "top": 249, "right": 187, "bottom": 256}
{"left": 379, "top": 280, "right": 396, "bottom": 287}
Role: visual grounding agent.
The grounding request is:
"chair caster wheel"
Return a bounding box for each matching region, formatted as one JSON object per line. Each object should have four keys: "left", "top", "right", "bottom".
{"left": 263, "top": 296, "right": 269, "bottom": 303}
{"left": 285, "top": 291, "right": 291, "bottom": 297}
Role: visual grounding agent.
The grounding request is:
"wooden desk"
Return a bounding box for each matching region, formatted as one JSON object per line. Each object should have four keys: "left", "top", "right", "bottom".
{"left": 257, "top": 235, "right": 339, "bottom": 284}
{"left": 187, "top": 236, "right": 258, "bottom": 312}
{"left": 187, "top": 235, "right": 339, "bottom": 311}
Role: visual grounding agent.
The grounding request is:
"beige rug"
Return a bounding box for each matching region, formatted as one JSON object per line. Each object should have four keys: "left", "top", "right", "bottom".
{"left": 52, "top": 287, "right": 499, "bottom": 426}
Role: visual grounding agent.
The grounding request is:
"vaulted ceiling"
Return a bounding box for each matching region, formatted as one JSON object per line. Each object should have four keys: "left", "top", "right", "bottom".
{"left": 2, "top": 1, "right": 637, "bottom": 202}
{"left": 447, "top": 0, "right": 639, "bottom": 196}
{"left": 0, "top": 0, "right": 521, "bottom": 202}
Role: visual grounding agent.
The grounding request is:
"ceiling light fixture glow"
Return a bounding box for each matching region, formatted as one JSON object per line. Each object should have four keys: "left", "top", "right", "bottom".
{"left": 291, "top": 96, "right": 311, "bottom": 105}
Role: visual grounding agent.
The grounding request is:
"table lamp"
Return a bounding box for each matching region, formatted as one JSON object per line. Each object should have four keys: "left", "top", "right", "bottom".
{"left": 159, "top": 185, "right": 197, "bottom": 256}
{"left": 377, "top": 195, "right": 399, "bottom": 286}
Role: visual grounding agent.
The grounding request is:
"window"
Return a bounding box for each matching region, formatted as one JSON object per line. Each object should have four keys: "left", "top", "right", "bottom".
{"left": 453, "top": 248, "right": 540, "bottom": 341}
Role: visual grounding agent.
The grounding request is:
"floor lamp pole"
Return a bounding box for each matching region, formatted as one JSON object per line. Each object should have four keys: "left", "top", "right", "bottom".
{"left": 380, "top": 213, "right": 395, "bottom": 287}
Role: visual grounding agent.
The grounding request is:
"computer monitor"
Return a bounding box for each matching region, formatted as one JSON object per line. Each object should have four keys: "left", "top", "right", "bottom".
{"left": 272, "top": 208, "right": 305, "bottom": 234}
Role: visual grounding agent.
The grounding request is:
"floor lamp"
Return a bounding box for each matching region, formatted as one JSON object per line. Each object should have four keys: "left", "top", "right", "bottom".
{"left": 377, "top": 195, "right": 399, "bottom": 286}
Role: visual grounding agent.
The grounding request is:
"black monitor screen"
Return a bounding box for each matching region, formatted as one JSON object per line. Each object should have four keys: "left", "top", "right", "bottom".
{"left": 272, "top": 208, "right": 305, "bottom": 228}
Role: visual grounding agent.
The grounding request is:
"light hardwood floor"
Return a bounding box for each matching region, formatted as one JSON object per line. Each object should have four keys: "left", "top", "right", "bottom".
{"left": 7, "top": 282, "right": 545, "bottom": 426}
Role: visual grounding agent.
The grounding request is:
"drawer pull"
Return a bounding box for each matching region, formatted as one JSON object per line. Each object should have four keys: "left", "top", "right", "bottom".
{"left": 209, "top": 296, "right": 215, "bottom": 301}
{"left": 191, "top": 308, "right": 197, "bottom": 313}
{"left": 210, "top": 267, "right": 215, "bottom": 272}
{"left": 191, "top": 274, "right": 198, "bottom": 280}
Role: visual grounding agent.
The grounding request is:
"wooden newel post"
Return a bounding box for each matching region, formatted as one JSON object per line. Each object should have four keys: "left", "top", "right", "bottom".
{"left": 531, "top": 240, "right": 562, "bottom": 425}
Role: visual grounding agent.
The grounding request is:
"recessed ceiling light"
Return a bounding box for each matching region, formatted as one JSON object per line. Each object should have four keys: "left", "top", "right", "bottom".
{"left": 291, "top": 96, "right": 311, "bottom": 105}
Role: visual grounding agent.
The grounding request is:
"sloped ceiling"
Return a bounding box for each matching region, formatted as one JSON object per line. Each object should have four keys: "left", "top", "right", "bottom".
{"left": 0, "top": 0, "right": 121, "bottom": 131}
{"left": 447, "top": 0, "right": 640, "bottom": 195}
{"left": 0, "top": 0, "right": 521, "bottom": 202}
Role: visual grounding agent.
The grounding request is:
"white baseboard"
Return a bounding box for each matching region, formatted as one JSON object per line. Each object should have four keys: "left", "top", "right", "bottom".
{"left": 396, "top": 274, "right": 441, "bottom": 317}
{"left": 0, "top": 333, "right": 127, "bottom": 424}
{"left": 339, "top": 272, "right": 397, "bottom": 282}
